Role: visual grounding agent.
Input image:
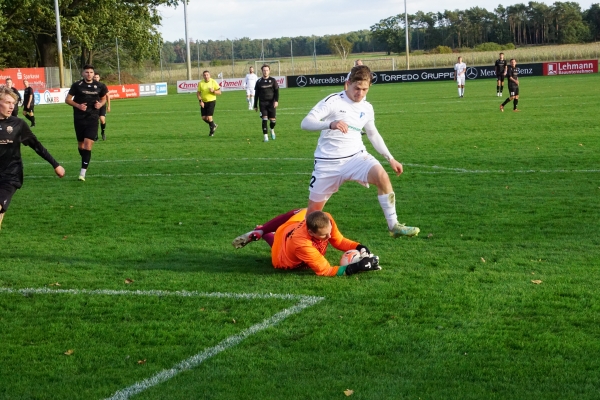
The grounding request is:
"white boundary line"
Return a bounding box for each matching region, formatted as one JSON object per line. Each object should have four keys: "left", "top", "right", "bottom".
{"left": 0, "top": 287, "right": 324, "bottom": 399}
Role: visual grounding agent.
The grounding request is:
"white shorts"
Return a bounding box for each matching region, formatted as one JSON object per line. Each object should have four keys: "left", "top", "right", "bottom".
{"left": 456, "top": 76, "right": 465, "bottom": 86}
{"left": 246, "top": 89, "right": 255, "bottom": 96}
{"left": 308, "top": 151, "right": 380, "bottom": 202}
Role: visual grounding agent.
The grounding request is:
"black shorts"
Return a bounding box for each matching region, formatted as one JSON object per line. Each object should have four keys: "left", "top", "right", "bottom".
{"left": 259, "top": 101, "right": 276, "bottom": 119}
{"left": 201, "top": 101, "right": 216, "bottom": 117}
{"left": 23, "top": 105, "right": 34, "bottom": 113}
{"left": 99, "top": 105, "right": 107, "bottom": 117}
{"left": 74, "top": 117, "right": 100, "bottom": 142}
{"left": 508, "top": 86, "right": 519, "bottom": 96}
{"left": 0, "top": 182, "right": 18, "bottom": 213}
{"left": 496, "top": 74, "right": 505, "bottom": 83}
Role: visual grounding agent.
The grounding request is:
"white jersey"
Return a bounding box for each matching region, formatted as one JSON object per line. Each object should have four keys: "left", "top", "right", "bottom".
{"left": 454, "top": 62, "right": 467, "bottom": 77}
{"left": 305, "top": 91, "right": 375, "bottom": 159}
{"left": 244, "top": 73, "right": 258, "bottom": 89}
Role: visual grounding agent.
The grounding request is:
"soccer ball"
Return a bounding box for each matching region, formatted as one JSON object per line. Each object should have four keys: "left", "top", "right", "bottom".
{"left": 340, "top": 249, "right": 361, "bottom": 266}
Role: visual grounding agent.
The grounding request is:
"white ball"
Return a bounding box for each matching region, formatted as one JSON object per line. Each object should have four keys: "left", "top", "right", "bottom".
{"left": 340, "top": 249, "right": 361, "bottom": 266}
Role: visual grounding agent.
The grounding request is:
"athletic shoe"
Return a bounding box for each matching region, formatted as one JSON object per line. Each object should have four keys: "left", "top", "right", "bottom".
{"left": 78, "top": 175, "right": 86, "bottom": 182}
{"left": 101, "top": 132, "right": 106, "bottom": 141}
{"left": 209, "top": 132, "right": 214, "bottom": 137}
{"left": 213, "top": 124, "right": 218, "bottom": 133}
{"left": 513, "top": 109, "right": 520, "bottom": 112}
{"left": 232, "top": 230, "right": 262, "bottom": 249}
{"left": 271, "top": 129, "right": 276, "bottom": 140}
{"left": 389, "top": 223, "right": 420, "bottom": 238}
{"left": 31, "top": 123, "right": 35, "bottom": 127}
{"left": 263, "top": 134, "right": 269, "bottom": 142}
{"left": 499, "top": 104, "right": 504, "bottom": 112}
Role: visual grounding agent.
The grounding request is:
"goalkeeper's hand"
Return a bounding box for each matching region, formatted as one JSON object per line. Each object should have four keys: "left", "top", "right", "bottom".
{"left": 356, "top": 244, "right": 371, "bottom": 258}
{"left": 345, "top": 256, "right": 381, "bottom": 276}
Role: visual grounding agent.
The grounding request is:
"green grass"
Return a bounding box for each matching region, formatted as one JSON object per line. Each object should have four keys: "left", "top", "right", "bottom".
{"left": 1, "top": 73, "right": 600, "bottom": 399}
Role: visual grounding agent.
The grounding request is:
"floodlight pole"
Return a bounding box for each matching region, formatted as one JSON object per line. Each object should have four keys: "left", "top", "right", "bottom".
{"left": 54, "top": 0, "right": 65, "bottom": 87}
{"left": 404, "top": 0, "right": 410, "bottom": 70}
{"left": 183, "top": 0, "right": 192, "bottom": 80}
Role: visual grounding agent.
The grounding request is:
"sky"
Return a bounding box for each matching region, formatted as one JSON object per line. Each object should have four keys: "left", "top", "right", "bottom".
{"left": 156, "top": 0, "right": 595, "bottom": 42}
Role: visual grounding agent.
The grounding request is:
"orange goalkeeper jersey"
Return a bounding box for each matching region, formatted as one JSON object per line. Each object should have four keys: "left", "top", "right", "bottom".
{"left": 271, "top": 209, "right": 359, "bottom": 276}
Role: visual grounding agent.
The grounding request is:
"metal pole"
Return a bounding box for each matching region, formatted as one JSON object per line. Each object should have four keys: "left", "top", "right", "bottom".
{"left": 116, "top": 37, "right": 121, "bottom": 84}
{"left": 67, "top": 39, "right": 72, "bottom": 86}
{"left": 291, "top": 39, "right": 294, "bottom": 75}
{"left": 54, "top": 0, "right": 65, "bottom": 87}
{"left": 404, "top": 0, "right": 410, "bottom": 70}
{"left": 183, "top": 0, "right": 192, "bottom": 80}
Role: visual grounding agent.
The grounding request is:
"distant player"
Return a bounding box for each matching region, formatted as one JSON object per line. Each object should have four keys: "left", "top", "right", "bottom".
{"left": 0, "top": 85, "right": 65, "bottom": 230}
{"left": 197, "top": 70, "right": 221, "bottom": 136}
{"left": 254, "top": 64, "right": 279, "bottom": 142}
{"left": 5, "top": 78, "right": 21, "bottom": 117}
{"left": 93, "top": 73, "right": 110, "bottom": 140}
{"left": 65, "top": 64, "right": 108, "bottom": 181}
{"left": 494, "top": 53, "right": 508, "bottom": 97}
{"left": 344, "top": 59, "right": 363, "bottom": 90}
{"left": 454, "top": 56, "right": 466, "bottom": 98}
{"left": 243, "top": 66, "right": 258, "bottom": 110}
{"left": 232, "top": 208, "right": 380, "bottom": 277}
{"left": 300, "top": 65, "right": 420, "bottom": 238}
{"left": 22, "top": 80, "right": 35, "bottom": 127}
{"left": 500, "top": 59, "right": 520, "bottom": 112}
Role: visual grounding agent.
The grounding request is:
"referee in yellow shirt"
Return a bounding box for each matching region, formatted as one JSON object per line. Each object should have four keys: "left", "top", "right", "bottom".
{"left": 197, "top": 70, "right": 221, "bottom": 136}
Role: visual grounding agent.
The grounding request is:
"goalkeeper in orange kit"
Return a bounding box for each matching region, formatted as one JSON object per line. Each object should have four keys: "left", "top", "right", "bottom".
{"left": 232, "top": 209, "right": 380, "bottom": 277}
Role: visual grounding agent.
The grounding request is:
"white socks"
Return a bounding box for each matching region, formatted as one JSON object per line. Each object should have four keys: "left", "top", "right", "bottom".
{"left": 80, "top": 168, "right": 87, "bottom": 177}
{"left": 378, "top": 192, "right": 398, "bottom": 230}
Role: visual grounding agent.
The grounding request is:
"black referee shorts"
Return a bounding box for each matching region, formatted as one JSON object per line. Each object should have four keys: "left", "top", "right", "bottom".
{"left": 201, "top": 101, "right": 216, "bottom": 117}
{"left": 259, "top": 101, "right": 276, "bottom": 119}
{"left": 74, "top": 117, "right": 100, "bottom": 142}
{"left": 0, "top": 182, "right": 18, "bottom": 213}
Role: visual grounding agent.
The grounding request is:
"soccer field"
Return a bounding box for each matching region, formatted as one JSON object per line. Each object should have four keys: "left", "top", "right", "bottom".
{"left": 1, "top": 73, "right": 600, "bottom": 399}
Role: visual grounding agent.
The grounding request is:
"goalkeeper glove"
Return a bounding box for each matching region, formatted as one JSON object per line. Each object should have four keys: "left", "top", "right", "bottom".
{"left": 345, "top": 256, "right": 381, "bottom": 276}
{"left": 355, "top": 244, "right": 371, "bottom": 258}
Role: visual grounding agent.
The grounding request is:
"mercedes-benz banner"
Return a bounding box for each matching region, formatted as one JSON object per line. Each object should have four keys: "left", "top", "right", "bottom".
{"left": 288, "top": 63, "right": 544, "bottom": 88}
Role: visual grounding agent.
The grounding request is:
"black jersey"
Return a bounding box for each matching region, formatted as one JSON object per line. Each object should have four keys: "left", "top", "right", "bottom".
{"left": 254, "top": 77, "right": 279, "bottom": 107}
{"left": 23, "top": 87, "right": 34, "bottom": 109}
{"left": 495, "top": 59, "right": 507, "bottom": 75}
{"left": 68, "top": 79, "right": 108, "bottom": 120}
{"left": 507, "top": 65, "right": 519, "bottom": 86}
{"left": 0, "top": 116, "right": 59, "bottom": 188}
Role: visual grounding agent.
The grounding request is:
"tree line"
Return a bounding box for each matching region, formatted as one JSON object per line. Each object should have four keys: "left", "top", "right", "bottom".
{"left": 0, "top": 1, "right": 598, "bottom": 71}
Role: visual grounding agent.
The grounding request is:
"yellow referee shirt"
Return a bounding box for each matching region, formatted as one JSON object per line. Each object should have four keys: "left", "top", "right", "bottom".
{"left": 197, "top": 79, "right": 220, "bottom": 102}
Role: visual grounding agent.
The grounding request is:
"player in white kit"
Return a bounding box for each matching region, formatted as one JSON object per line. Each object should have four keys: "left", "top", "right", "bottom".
{"left": 300, "top": 65, "right": 420, "bottom": 238}
{"left": 454, "top": 56, "right": 467, "bottom": 97}
{"left": 243, "top": 67, "right": 258, "bottom": 110}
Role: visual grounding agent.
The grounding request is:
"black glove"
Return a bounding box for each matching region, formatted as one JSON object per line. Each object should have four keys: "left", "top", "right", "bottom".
{"left": 356, "top": 244, "right": 371, "bottom": 257}
{"left": 345, "top": 256, "right": 381, "bottom": 275}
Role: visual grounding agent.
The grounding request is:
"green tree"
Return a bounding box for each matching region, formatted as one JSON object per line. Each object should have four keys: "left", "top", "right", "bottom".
{"left": 327, "top": 35, "right": 353, "bottom": 60}
{"left": 370, "top": 16, "right": 404, "bottom": 54}
{"left": 583, "top": 3, "right": 600, "bottom": 40}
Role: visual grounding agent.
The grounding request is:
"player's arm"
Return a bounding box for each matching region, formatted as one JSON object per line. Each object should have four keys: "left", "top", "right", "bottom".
{"left": 253, "top": 80, "right": 260, "bottom": 109}
{"left": 106, "top": 92, "right": 111, "bottom": 112}
{"left": 273, "top": 80, "right": 279, "bottom": 106}
{"left": 363, "top": 120, "right": 402, "bottom": 175}
{"left": 300, "top": 100, "right": 336, "bottom": 131}
{"left": 20, "top": 126, "right": 65, "bottom": 177}
{"left": 212, "top": 81, "right": 221, "bottom": 95}
{"left": 65, "top": 93, "right": 86, "bottom": 111}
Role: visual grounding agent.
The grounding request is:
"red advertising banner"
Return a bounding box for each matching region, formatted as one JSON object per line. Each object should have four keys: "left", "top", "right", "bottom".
{"left": 107, "top": 84, "right": 140, "bottom": 99}
{"left": 0, "top": 68, "right": 46, "bottom": 90}
{"left": 544, "top": 59, "right": 598, "bottom": 75}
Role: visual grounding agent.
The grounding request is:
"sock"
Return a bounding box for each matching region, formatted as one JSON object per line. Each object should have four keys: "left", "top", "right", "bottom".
{"left": 263, "top": 233, "right": 275, "bottom": 247}
{"left": 101, "top": 123, "right": 106, "bottom": 133}
{"left": 250, "top": 96, "right": 254, "bottom": 106}
{"left": 79, "top": 168, "right": 87, "bottom": 177}
{"left": 203, "top": 119, "right": 211, "bottom": 125}
{"left": 513, "top": 99, "right": 518, "bottom": 110}
{"left": 262, "top": 119, "right": 268, "bottom": 134}
{"left": 377, "top": 192, "right": 398, "bottom": 231}
{"left": 461, "top": 88, "right": 465, "bottom": 96}
{"left": 78, "top": 148, "right": 84, "bottom": 157}
{"left": 209, "top": 121, "right": 216, "bottom": 129}
{"left": 496, "top": 85, "right": 499, "bottom": 93}
{"left": 458, "top": 88, "right": 461, "bottom": 96}
{"left": 25, "top": 114, "right": 32, "bottom": 123}
{"left": 502, "top": 98, "right": 510, "bottom": 106}
{"left": 30, "top": 116, "right": 35, "bottom": 125}
{"left": 269, "top": 120, "right": 276, "bottom": 130}
{"left": 80, "top": 149, "right": 91, "bottom": 170}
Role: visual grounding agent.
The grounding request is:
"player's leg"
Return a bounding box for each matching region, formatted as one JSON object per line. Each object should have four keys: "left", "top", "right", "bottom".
{"left": 0, "top": 183, "right": 18, "bottom": 230}
{"left": 232, "top": 209, "right": 303, "bottom": 248}
{"left": 366, "top": 163, "right": 420, "bottom": 237}
{"left": 307, "top": 161, "right": 338, "bottom": 214}
{"left": 206, "top": 102, "right": 217, "bottom": 135}
{"left": 269, "top": 106, "right": 276, "bottom": 140}
{"left": 259, "top": 103, "right": 269, "bottom": 142}
{"left": 512, "top": 92, "right": 520, "bottom": 111}
{"left": 99, "top": 115, "right": 106, "bottom": 141}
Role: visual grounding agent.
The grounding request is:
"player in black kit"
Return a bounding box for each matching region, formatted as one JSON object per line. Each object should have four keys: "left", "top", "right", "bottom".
{"left": 93, "top": 73, "right": 110, "bottom": 141}
{"left": 65, "top": 64, "right": 108, "bottom": 181}
{"left": 22, "top": 80, "right": 35, "bottom": 127}
{"left": 500, "top": 59, "right": 520, "bottom": 112}
{"left": 254, "top": 64, "right": 279, "bottom": 142}
{"left": 5, "top": 78, "right": 21, "bottom": 117}
{"left": 0, "top": 86, "right": 65, "bottom": 230}
{"left": 494, "top": 53, "right": 507, "bottom": 97}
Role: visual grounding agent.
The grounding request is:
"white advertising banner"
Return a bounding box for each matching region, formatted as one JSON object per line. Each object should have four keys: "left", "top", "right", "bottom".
{"left": 177, "top": 76, "right": 287, "bottom": 93}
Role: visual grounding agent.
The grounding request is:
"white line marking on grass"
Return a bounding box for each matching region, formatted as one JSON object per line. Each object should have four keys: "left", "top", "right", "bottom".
{"left": 25, "top": 172, "right": 311, "bottom": 179}
{"left": 0, "top": 287, "right": 324, "bottom": 399}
